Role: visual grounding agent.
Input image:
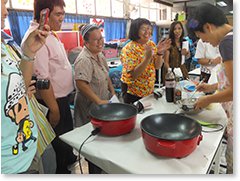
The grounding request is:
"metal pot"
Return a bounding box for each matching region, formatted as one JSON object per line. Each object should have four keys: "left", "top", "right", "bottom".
{"left": 140, "top": 113, "right": 202, "bottom": 158}
{"left": 89, "top": 103, "right": 138, "bottom": 136}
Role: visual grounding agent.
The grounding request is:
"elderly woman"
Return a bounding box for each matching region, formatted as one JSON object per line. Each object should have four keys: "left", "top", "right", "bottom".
{"left": 120, "top": 18, "right": 171, "bottom": 104}
{"left": 74, "top": 24, "right": 115, "bottom": 127}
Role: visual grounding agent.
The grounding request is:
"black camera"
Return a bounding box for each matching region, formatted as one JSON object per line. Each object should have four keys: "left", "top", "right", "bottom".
{"left": 31, "top": 75, "right": 50, "bottom": 89}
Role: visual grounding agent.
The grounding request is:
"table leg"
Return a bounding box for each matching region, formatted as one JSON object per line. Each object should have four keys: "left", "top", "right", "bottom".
{"left": 214, "top": 142, "right": 223, "bottom": 174}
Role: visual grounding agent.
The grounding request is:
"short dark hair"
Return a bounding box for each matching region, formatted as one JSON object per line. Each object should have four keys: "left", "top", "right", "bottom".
{"left": 169, "top": 21, "right": 184, "bottom": 47}
{"left": 34, "top": 0, "right": 66, "bottom": 23}
{"left": 187, "top": 3, "right": 227, "bottom": 32}
{"left": 128, "top": 18, "right": 152, "bottom": 41}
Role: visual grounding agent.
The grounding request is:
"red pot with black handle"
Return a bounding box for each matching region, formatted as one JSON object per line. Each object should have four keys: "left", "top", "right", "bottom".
{"left": 140, "top": 113, "right": 202, "bottom": 158}
{"left": 89, "top": 103, "right": 138, "bottom": 136}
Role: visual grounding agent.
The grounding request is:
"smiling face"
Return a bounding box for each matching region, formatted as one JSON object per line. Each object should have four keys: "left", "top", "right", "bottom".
{"left": 194, "top": 23, "right": 219, "bottom": 47}
{"left": 48, "top": 6, "right": 65, "bottom": 31}
{"left": 85, "top": 29, "right": 104, "bottom": 54}
{"left": 1, "top": 0, "right": 8, "bottom": 30}
{"left": 173, "top": 23, "right": 183, "bottom": 40}
{"left": 137, "top": 23, "right": 152, "bottom": 44}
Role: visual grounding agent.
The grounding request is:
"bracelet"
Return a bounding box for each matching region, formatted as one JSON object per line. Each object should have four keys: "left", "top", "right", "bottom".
{"left": 157, "top": 52, "right": 164, "bottom": 56}
{"left": 21, "top": 53, "right": 36, "bottom": 62}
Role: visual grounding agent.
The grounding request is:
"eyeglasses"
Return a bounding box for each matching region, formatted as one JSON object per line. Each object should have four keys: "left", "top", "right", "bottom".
{"left": 89, "top": 36, "right": 104, "bottom": 43}
{"left": 139, "top": 26, "right": 153, "bottom": 33}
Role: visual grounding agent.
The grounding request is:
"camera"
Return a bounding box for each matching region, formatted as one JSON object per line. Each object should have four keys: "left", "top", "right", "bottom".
{"left": 31, "top": 75, "right": 50, "bottom": 89}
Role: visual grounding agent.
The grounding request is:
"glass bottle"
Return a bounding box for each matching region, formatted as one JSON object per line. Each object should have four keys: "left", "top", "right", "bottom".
{"left": 165, "top": 68, "right": 176, "bottom": 102}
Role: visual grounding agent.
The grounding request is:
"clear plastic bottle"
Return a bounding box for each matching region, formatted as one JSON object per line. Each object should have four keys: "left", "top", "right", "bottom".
{"left": 165, "top": 68, "right": 176, "bottom": 102}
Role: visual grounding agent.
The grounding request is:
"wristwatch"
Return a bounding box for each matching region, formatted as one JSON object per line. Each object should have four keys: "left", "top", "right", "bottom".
{"left": 208, "top": 59, "right": 213, "bottom": 65}
{"left": 21, "top": 54, "right": 36, "bottom": 62}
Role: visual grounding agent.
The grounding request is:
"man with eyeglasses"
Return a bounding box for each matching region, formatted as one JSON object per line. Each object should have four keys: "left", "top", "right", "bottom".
{"left": 22, "top": 0, "right": 76, "bottom": 174}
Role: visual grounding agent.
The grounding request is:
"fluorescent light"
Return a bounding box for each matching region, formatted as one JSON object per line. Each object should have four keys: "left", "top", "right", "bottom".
{"left": 229, "top": 11, "right": 233, "bottom": 14}
{"left": 217, "top": 1, "right": 227, "bottom": 7}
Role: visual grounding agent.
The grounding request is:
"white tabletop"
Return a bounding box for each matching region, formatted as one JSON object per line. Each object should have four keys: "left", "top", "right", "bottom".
{"left": 60, "top": 92, "right": 227, "bottom": 174}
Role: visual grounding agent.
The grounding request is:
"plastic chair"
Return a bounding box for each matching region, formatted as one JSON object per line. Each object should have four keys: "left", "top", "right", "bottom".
{"left": 109, "top": 64, "right": 123, "bottom": 97}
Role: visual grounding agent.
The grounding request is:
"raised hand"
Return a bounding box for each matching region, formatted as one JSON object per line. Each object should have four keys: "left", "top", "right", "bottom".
{"left": 156, "top": 38, "right": 171, "bottom": 55}
{"left": 21, "top": 24, "right": 50, "bottom": 59}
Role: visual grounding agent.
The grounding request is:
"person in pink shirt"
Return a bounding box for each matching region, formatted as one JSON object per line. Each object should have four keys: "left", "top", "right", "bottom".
{"left": 22, "top": 0, "right": 76, "bottom": 174}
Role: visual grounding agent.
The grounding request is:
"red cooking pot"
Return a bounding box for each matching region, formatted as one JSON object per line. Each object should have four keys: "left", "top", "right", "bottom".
{"left": 140, "top": 113, "right": 202, "bottom": 158}
{"left": 89, "top": 103, "right": 138, "bottom": 136}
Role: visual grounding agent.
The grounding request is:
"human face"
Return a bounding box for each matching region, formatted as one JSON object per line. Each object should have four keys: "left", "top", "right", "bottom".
{"left": 173, "top": 23, "right": 183, "bottom": 40}
{"left": 1, "top": 0, "right": 8, "bottom": 30}
{"left": 48, "top": 6, "right": 65, "bottom": 31}
{"left": 195, "top": 23, "right": 219, "bottom": 47}
{"left": 85, "top": 29, "right": 104, "bottom": 54}
{"left": 138, "top": 24, "right": 152, "bottom": 44}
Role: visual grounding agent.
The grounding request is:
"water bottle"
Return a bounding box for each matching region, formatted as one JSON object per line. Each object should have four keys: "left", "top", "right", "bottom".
{"left": 165, "top": 68, "right": 176, "bottom": 102}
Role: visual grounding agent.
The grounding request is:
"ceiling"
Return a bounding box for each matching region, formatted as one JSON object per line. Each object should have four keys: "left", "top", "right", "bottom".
{"left": 155, "top": 0, "right": 233, "bottom": 15}
{"left": 215, "top": 0, "right": 233, "bottom": 15}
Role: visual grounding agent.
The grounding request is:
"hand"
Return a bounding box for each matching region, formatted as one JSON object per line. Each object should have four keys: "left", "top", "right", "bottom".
{"left": 213, "top": 56, "right": 222, "bottom": 65}
{"left": 144, "top": 45, "right": 153, "bottom": 62}
{"left": 48, "top": 109, "right": 60, "bottom": 128}
{"left": 97, "top": 100, "right": 109, "bottom": 105}
{"left": 156, "top": 38, "right": 171, "bottom": 55}
{"left": 181, "top": 48, "right": 190, "bottom": 57}
{"left": 196, "top": 83, "right": 216, "bottom": 93}
{"left": 21, "top": 24, "right": 50, "bottom": 58}
{"left": 27, "top": 80, "right": 36, "bottom": 99}
{"left": 194, "top": 96, "right": 211, "bottom": 110}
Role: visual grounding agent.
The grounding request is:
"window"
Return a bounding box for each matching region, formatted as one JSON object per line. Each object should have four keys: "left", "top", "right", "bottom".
{"left": 96, "top": 0, "right": 111, "bottom": 17}
{"left": 140, "top": 7, "right": 149, "bottom": 19}
{"left": 112, "top": 0, "right": 124, "bottom": 18}
{"left": 77, "top": 0, "right": 95, "bottom": 15}
{"left": 140, "top": 0, "right": 148, "bottom": 8}
{"left": 11, "top": 0, "right": 34, "bottom": 10}
{"left": 130, "top": 6, "right": 140, "bottom": 19}
{"left": 65, "top": 0, "right": 76, "bottom": 14}
{"left": 130, "top": 0, "right": 140, "bottom": 6}
{"left": 149, "top": 9, "right": 157, "bottom": 22}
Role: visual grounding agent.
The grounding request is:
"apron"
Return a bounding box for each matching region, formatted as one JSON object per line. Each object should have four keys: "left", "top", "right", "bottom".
{"left": 216, "top": 62, "right": 233, "bottom": 173}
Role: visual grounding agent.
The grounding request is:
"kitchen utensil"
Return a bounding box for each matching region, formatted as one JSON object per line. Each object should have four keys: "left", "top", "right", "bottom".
{"left": 140, "top": 113, "right": 202, "bottom": 158}
{"left": 197, "top": 120, "right": 224, "bottom": 133}
{"left": 89, "top": 103, "right": 138, "bottom": 136}
{"left": 189, "top": 79, "right": 205, "bottom": 99}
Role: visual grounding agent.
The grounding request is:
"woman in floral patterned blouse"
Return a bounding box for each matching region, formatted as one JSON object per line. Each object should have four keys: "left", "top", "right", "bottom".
{"left": 120, "top": 18, "right": 171, "bottom": 104}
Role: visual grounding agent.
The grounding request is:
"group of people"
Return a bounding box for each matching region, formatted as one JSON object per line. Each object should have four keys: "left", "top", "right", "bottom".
{"left": 1, "top": 0, "right": 233, "bottom": 174}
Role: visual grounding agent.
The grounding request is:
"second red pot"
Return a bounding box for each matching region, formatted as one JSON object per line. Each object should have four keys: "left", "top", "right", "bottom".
{"left": 140, "top": 113, "right": 203, "bottom": 158}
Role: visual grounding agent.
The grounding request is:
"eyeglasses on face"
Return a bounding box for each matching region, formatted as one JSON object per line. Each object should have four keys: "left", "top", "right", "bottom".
{"left": 88, "top": 36, "right": 104, "bottom": 43}
{"left": 139, "top": 26, "right": 153, "bottom": 33}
